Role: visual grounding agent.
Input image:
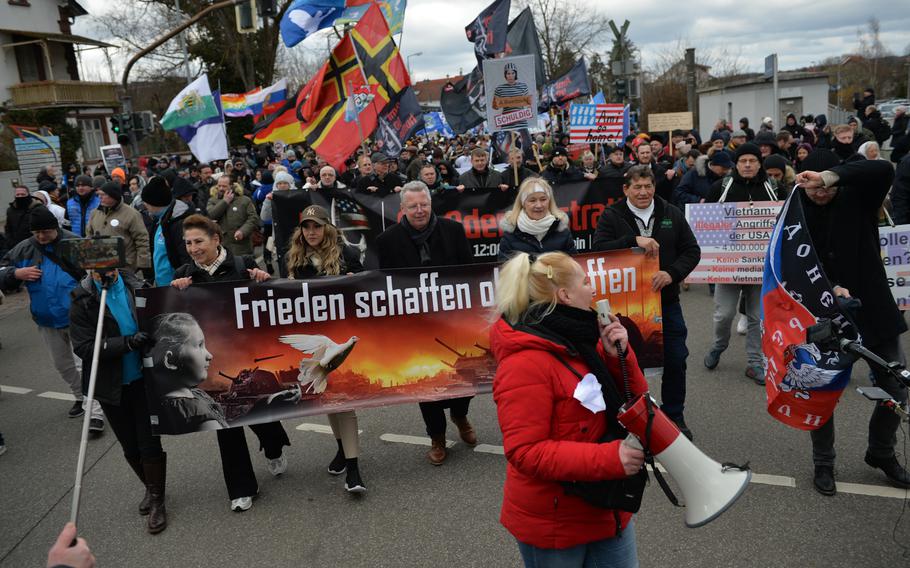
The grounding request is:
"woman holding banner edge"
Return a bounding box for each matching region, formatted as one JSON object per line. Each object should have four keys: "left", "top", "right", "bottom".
{"left": 285, "top": 204, "right": 367, "bottom": 493}
{"left": 170, "top": 214, "right": 291, "bottom": 512}
{"left": 490, "top": 251, "right": 647, "bottom": 567}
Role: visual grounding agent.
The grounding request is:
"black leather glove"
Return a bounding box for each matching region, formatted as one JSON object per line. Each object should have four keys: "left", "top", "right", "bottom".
{"left": 127, "top": 332, "right": 154, "bottom": 351}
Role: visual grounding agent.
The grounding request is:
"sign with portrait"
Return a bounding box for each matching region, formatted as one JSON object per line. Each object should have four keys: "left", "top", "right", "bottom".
{"left": 482, "top": 55, "right": 539, "bottom": 133}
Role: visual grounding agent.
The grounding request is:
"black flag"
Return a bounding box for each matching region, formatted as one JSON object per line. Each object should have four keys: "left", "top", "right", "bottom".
{"left": 465, "top": 0, "right": 511, "bottom": 65}
{"left": 503, "top": 6, "right": 546, "bottom": 88}
{"left": 375, "top": 88, "right": 424, "bottom": 156}
{"left": 539, "top": 58, "right": 591, "bottom": 112}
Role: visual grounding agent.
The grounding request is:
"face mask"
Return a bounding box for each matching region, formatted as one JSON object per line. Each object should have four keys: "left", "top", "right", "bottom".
{"left": 15, "top": 196, "right": 30, "bottom": 207}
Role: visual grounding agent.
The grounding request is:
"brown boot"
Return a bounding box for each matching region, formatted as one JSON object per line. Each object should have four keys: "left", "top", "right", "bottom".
{"left": 142, "top": 453, "right": 167, "bottom": 534}
{"left": 428, "top": 436, "right": 447, "bottom": 465}
{"left": 451, "top": 416, "right": 477, "bottom": 446}
{"left": 126, "top": 456, "right": 151, "bottom": 516}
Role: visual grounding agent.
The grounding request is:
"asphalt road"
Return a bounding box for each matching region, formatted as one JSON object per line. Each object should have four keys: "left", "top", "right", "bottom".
{"left": 1, "top": 286, "right": 909, "bottom": 568}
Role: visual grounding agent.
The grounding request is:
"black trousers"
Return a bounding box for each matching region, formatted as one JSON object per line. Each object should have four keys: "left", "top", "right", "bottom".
{"left": 420, "top": 396, "right": 472, "bottom": 438}
{"left": 217, "top": 421, "right": 290, "bottom": 500}
{"left": 99, "top": 378, "right": 163, "bottom": 461}
{"left": 811, "top": 336, "right": 909, "bottom": 466}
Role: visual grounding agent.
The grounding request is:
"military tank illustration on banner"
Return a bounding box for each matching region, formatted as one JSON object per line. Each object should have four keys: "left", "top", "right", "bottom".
{"left": 435, "top": 338, "right": 497, "bottom": 388}
{"left": 214, "top": 355, "right": 317, "bottom": 420}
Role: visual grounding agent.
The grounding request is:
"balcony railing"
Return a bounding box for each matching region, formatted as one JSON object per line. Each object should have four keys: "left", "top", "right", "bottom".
{"left": 8, "top": 80, "right": 119, "bottom": 109}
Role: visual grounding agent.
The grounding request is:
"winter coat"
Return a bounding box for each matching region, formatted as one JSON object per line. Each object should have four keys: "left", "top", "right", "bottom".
{"left": 707, "top": 169, "right": 783, "bottom": 203}
{"left": 207, "top": 193, "right": 260, "bottom": 257}
{"left": 497, "top": 215, "right": 576, "bottom": 261}
{"left": 376, "top": 216, "right": 472, "bottom": 269}
{"left": 592, "top": 196, "right": 701, "bottom": 305}
{"left": 672, "top": 155, "right": 722, "bottom": 206}
{"left": 804, "top": 159, "right": 904, "bottom": 346}
{"left": 854, "top": 94, "right": 875, "bottom": 115}
{"left": 86, "top": 202, "right": 151, "bottom": 270}
{"left": 862, "top": 111, "right": 891, "bottom": 146}
{"left": 458, "top": 167, "right": 505, "bottom": 190}
{"left": 0, "top": 229, "right": 81, "bottom": 328}
{"left": 890, "top": 155, "right": 910, "bottom": 224}
{"left": 4, "top": 196, "right": 42, "bottom": 247}
{"left": 503, "top": 165, "right": 538, "bottom": 192}
{"left": 172, "top": 248, "right": 258, "bottom": 284}
{"left": 490, "top": 317, "right": 648, "bottom": 549}
{"left": 782, "top": 114, "right": 806, "bottom": 141}
{"left": 356, "top": 172, "right": 406, "bottom": 196}
{"left": 891, "top": 114, "right": 910, "bottom": 164}
{"left": 541, "top": 164, "right": 584, "bottom": 186}
{"left": 151, "top": 199, "right": 196, "bottom": 277}
{"left": 66, "top": 194, "right": 101, "bottom": 237}
{"left": 69, "top": 271, "right": 145, "bottom": 406}
{"left": 290, "top": 243, "right": 364, "bottom": 279}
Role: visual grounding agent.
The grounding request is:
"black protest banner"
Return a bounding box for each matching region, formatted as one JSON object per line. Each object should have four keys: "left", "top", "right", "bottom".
{"left": 272, "top": 178, "right": 627, "bottom": 269}
{"left": 137, "top": 251, "right": 663, "bottom": 435}
{"left": 539, "top": 58, "right": 591, "bottom": 112}
{"left": 374, "top": 87, "right": 424, "bottom": 156}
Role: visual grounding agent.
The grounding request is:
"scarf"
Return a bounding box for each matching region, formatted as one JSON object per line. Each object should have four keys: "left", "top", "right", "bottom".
{"left": 516, "top": 210, "right": 556, "bottom": 241}
{"left": 195, "top": 246, "right": 227, "bottom": 276}
{"left": 401, "top": 213, "right": 438, "bottom": 265}
{"left": 526, "top": 304, "right": 626, "bottom": 413}
{"left": 626, "top": 200, "right": 655, "bottom": 237}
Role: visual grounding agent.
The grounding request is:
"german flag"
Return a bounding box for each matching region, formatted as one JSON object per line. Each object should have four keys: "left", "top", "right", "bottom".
{"left": 251, "top": 91, "right": 305, "bottom": 144}
{"left": 296, "top": 3, "right": 411, "bottom": 169}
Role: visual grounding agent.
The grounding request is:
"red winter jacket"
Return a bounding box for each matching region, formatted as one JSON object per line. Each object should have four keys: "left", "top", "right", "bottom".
{"left": 490, "top": 317, "right": 648, "bottom": 550}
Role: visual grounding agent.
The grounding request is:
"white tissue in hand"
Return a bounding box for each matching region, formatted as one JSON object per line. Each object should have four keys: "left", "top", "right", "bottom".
{"left": 573, "top": 373, "right": 606, "bottom": 414}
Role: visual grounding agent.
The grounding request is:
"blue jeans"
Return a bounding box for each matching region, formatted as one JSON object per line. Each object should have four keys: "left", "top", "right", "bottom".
{"left": 517, "top": 522, "right": 639, "bottom": 568}
{"left": 660, "top": 301, "right": 689, "bottom": 418}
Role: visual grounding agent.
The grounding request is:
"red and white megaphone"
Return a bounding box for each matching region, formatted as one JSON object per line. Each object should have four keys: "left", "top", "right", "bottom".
{"left": 617, "top": 394, "right": 751, "bottom": 528}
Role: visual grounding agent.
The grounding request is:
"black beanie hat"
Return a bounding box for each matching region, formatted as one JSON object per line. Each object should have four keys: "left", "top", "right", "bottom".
{"left": 763, "top": 154, "right": 789, "bottom": 172}
{"left": 92, "top": 175, "right": 107, "bottom": 190}
{"left": 172, "top": 177, "right": 195, "bottom": 199}
{"left": 142, "top": 176, "right": 172, "bottom": 207}
{"left": 100, "top": 181, "right": 123, "bottom": 202}
{"left": 735, "top": 142, "right": 762, "bottom": 162}
{"left": 38, "top": 180, "right": 57, "bottom": 193}
{"left": 800, "top": 149, "right": 841, "bottom": 173}
{"left": 75, "top": 174, "right": 93, "bottom": 187}
{"left": 29, "top": 205, "right": 58, "bottom": 231}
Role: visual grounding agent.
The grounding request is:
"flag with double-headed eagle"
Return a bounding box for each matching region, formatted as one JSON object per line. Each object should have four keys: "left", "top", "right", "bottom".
{"left": 761, "top": 189, "right": 859, "bottom": 430}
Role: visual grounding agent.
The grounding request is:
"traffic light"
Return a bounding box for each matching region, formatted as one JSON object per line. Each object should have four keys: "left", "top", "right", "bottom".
{"left": 110, "top": 116, "right": 120, "bottom": 134}
{"left": 258, "top": 0, "right": 276, "bottom": 17}
{"left": 614, "top": 78, "right": 628, "bottom": 99}
{"left": 235, "top": 0, "right": 260, "bottom": 34}
{"left": 119, "top": 113, "right": 133, "bottom": 132}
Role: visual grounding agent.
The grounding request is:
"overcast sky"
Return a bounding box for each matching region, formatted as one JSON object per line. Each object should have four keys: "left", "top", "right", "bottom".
{"left": 73, "top": 0, "right": 910, "bottom": 84}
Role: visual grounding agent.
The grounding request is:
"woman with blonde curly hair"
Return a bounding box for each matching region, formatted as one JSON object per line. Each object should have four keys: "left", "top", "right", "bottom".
{"left": 285, "top": 205, "right": 366, "bottom": 492}
{"left": 497, "top": 177, "right": 576, "bottom": 261}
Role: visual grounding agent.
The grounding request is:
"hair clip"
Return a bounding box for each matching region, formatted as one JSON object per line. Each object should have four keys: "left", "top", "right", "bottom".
{"left": 546, "top": 265, "right": 554, "bottom": 279}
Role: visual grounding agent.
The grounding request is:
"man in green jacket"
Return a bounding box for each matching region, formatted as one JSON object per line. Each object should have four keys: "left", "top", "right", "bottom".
{"left": 207, "top": 175, "right": 260, "bottom": 257}
{"left": 87, "top": 182, "right": 151, "bottom": 274}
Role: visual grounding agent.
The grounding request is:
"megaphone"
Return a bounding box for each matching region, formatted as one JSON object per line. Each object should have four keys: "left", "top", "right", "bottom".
{"left": 617, "top": 394, "right": 751, "bottom": 528}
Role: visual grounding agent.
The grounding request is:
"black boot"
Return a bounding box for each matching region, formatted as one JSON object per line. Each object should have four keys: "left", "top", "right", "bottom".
{"left": 125, "top": 456, "right": 151, "bottom": 516}
{"left": 864, "top": 453, "right": 910, "bottom": 489}
{"left": 142, "top": 453, "right": 167, "bottom": 534}
{"left": 328, "top": 439, "right": 346, "bottom": 475}
{"left": 813, "top": 465, "right": 836, "bottom": 496}
{"left": 344, "top": 458, "right": 366, "bottom": 493}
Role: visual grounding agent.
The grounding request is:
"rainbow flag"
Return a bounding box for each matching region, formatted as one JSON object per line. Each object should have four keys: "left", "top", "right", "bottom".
{"left": 222, "top": 79, "right": 288, "bottom": 117}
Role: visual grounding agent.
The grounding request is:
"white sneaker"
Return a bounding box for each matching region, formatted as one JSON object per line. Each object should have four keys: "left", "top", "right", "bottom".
{"left": 736, "top": 315, "right": 748, "bottom": 335}
{"left": 267, "top": 454, "right": 287, "bottom": 477}
{"left": 231, "top": 496, "right": 253, "bottom": 512}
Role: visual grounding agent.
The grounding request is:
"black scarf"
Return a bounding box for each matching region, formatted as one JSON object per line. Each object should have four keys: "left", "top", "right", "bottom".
{"left": 401, "top": 213, "right": 438, "bottom": 265}
{"left": 526, "top": 304, "right": 626, "bottom": 413}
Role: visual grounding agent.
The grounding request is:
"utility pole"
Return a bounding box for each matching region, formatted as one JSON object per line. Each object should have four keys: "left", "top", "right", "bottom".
{"left": 685, "top": 48, "right": 697, "bottom": 128}
{"left": 120, "top": 0, "right": 243, "bottom": 156}
{"left": 175, "top": 0, "right": 191, "bottom": 83}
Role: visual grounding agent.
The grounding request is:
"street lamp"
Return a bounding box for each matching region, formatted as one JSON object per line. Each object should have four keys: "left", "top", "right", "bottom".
{"left": 407, "top": 51, "right": 423, "bottom": 79}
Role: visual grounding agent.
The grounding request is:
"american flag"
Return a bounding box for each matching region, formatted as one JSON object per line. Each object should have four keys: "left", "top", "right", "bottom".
{"left": 688, "top": 203, "right": 737, "bottom": 247}
{"left": 332, "top": 196, "right": 370, "bottom": 231}
{"left": 569, "top": 103, "right": 625, "bottom": 144}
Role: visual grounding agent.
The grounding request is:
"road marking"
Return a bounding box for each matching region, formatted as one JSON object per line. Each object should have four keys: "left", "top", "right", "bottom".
{"left": 838, "top": 481, "right": 910, "bottom": 499}
{"left": 37, "top": 391, "right": 77, "bottom": 402}
{"left": 380, "top": 433, "right": 456, "bottom": 448}
{"left": 0, "top": 385, "right": 33, "bottom": 395}
{"left": 474, "top": 444, "right": 504, "bottom": 455}
{"left": 295, "top": 422, "right": 363, "bottom": 435}
{"left": 750, "top": 473, "right": 796, "bottom": 488}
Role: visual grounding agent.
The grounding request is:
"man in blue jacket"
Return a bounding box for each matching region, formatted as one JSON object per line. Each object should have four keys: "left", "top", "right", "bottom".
{"left": 66, "top": 175, "right": 100, "bottom": 237}
{"left": 0, "top": 206, "right": 105, "bottom": 431}
{"left": 673, "top": 151, "right": 733, "bottom": 207}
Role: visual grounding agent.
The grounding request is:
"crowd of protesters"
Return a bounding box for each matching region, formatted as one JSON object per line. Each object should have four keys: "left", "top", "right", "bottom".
{"left": 3, "top": 94, "right": 910, "bottom": 568}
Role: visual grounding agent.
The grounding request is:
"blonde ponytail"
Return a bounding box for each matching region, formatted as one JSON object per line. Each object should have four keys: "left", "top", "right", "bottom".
{"left": 494, "top": 251, "right": 582, "bottom": 324}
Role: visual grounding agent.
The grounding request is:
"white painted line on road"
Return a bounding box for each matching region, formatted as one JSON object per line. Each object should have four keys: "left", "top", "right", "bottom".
{"left": 380, "top": 433, "right": 456, "bottom": 448}
{"left": 0, "top": 385, "right": 33, "bottom": 394}
{"left": 295, "top": 422, "right": 363, "bottom": 435}
{"left": 474, "top": 444, "right": 504, "bottom": 455}
{"left": 837, "top": 482, "right": 910, "bottom": 499}
{"left": 750, "top": 473, "right": 796, "bottom": 488}
{"left": 37, "top": 391, "right": 77, "bottom": 402}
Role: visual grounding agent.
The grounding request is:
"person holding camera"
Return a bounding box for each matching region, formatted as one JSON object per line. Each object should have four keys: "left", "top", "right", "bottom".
{"left": 490, "top": 251, "right": 647, "bottom": 567}
{"left": 69, "top": 268, "right": 167, "bottom": 533}
{"left": 795, "top": 151, "right": 910, "bottom": 495}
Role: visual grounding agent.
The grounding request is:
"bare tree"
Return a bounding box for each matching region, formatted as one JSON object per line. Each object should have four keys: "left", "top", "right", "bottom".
{"left": 514, "top": 0, "right": 610, "bottom": 78}
{"left": 856, "top": 17, "right": 891, "bottom": 91}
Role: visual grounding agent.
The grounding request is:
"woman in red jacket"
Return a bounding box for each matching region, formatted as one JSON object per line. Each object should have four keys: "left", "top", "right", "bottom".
{"left": 490, "top": 251, "right": 648, "bottom": 567}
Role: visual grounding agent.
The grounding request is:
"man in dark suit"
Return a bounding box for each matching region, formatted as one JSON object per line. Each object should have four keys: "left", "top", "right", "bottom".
{"left": 376, "top": 181, "right": 475, "bottom": 465}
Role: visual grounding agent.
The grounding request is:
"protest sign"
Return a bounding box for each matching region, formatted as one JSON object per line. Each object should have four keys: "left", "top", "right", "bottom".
{"left": 14, "top": 133, "right": 61, "bottom": 192}
{"left": 685, "top": 201, "right": 783, "bottom": 284}
{"left": 100, "top": 144, "right": 127, "bottom": 173}
{"left": 272, "top": 179, "right": 628, "bottom": 270}
{"left": 482, "top": 55, "right": 538, "bottom": 132}
{"left": 647, "top": 111, "right": 693, "bottom": 132}
{"left": 878, "top": 225, "right": 910, "bottom": 310}
{"left": 569, "top": 103, "right": 627, "bottom": 145}
{"left": 137, "top": 251, "right": 664, "bottom": 435}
